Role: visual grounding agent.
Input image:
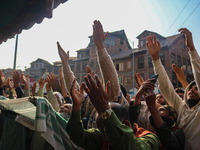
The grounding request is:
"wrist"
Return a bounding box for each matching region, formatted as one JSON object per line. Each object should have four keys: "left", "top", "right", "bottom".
{"left": 96, "top": 44, "right": 104, "bottom": 50}
{"left": 72, "top": 105, "right": 81, "bottom": 112}
{"left": 152, "top": 55, "right": 159, "bottom": 61}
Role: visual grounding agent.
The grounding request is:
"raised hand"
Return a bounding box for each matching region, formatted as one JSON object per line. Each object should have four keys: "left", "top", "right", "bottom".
{"left": 57, "top": 41, "right": 69, "bottom": 65}
{"left": 20, "top": 71, "right": 30, "bottom": 89}
{"left": 45, "top": 73, "right": 56, "bottom": 92}
{"left": 82, "top": 74, "right": 111, "bottom": 113}
{"left": 178, "top": 28, "right": 195, "bottom": 51}
{"left": 146, "top": 35, "right": 161, "bottom": 61}
{"left": 31, "top": 81, "right": 37, "bottom": 96}
{"left": 93, "top": 20, "right": 108, "bottom": 50}
{"left": 0, "top": 70, "right": 5, "bottom": 88}
{"left": 5, "top": 78, "right": 14, "bottom": 90}
{"left": 86, "top": 65, "right": 95, "bottom": 79}
{"left": 70, "top": 79, "right": 84, "bottom": 112}
{"left": 134, "top": 72, "right": 144, "bottom": 89}
{"left": 12, "top": 71, "right": 20, "bottom": 88}
{"left": 38, "top": 77, "right": 45, "bottom": 89}
{"left": 172, "top": 64, "right": 188, "bottom": 89}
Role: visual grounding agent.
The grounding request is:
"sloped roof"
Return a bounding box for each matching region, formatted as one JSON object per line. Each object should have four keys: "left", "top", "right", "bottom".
{"left": 0, "top": 0, "right": 68, "bottom": 44}
{"left": 88, "top": 30, "right": 131, "bottom": 49}
{"left": 111, "top": 49, "right": 133, "bottom": 60}
{"left": 74, "top": 57, "right": 89, "bottom": 62}
{"left": 31, "top": 58, "right": 52, "bottom": 65}
{"left": 137, "top": 30, "right": 166, "bottom": 42}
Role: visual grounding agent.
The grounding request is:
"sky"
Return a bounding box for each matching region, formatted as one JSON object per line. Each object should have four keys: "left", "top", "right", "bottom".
{"left": 1, "top": 0, "right": 200, "bottom": 70}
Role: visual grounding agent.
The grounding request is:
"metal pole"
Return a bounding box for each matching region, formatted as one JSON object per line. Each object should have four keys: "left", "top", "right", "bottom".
{"left": 13, "top": 34, "right": 19, "bottom": 70}
{"left": 132, "top": 51, "right": 134, "bottom": 95}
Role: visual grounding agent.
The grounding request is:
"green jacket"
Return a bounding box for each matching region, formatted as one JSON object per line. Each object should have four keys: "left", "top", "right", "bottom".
{"left": 66, "top": 111, "right": 159, "bottom": 150}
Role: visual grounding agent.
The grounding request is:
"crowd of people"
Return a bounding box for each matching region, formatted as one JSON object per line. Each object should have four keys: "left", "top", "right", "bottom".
{"left": 0, "top": 20, "right": 199, "bottom": 150}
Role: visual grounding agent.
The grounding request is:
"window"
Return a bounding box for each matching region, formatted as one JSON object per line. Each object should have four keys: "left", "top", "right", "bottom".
{"left": 187, "top": 59, "right": 191, "bottom": 66}
{"left": 160, "top": 54, "right": 165, "bottom": 66}
{"left": 172, "top": 53, "right": 176, "bottom": 64}
{"left": 138, "top": 57, "right": 144, "bottom": 69}
{"left": 140, "top": 41, "right": 143, "bottom": 47}
{"left": 127, "top": 61, "right": 131, "bottom": 69}
{"left": 126, "top": 78, "right": 131, "bottom": 86}
{"left": 120, "top": 40, "right": 124, "bottom": 45}
{"left": 183, "top": 58, "right": 186, "bottom": 65}
{"left": 82, "top": 62, "right": 87, "bottom": 71}
{"left": 76, "top": 62, "right": 80, "bottom": 70}
{"left": 118, "top": 76, "right": 123, "bottom": 84}
{"left": 148, "top": 57, "right": 153, "bottom": 68}
{"left": 35, "top": 64, "right": 38, "bottom": 68}
{"left": 177, "top": 55, "right": 181, "bottom": 67}
{"left": 119, "top": 63, "right": 124, "bottom": 71}
{"left": 116, "top": 64, "right": 119, "bottom": 71}
{"left": 172, "top": 71, "right": 177, "bottom": 88}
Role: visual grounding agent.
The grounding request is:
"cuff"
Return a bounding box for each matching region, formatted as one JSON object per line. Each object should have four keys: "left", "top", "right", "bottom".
{"left": 189, "top": 50, "right": 200, "bottom": 61}
{"left": 152, "top": 59, "right": 162, "bottom": 68}
{"left": 102, "top": 111, "right": 122, "bottom": 126}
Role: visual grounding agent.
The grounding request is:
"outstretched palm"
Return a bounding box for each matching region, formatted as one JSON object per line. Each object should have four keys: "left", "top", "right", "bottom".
{"left": 57, "top": 41, "right": 69, "bottom": 65}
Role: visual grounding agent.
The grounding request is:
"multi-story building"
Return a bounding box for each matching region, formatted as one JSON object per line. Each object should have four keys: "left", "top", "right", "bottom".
{"left": 25, "top": 57, "right": 76, "bottom": 81}
{"left": 112, "top": 30, "right": 192, "bottom": 91}
{"left": 74, "top": 30, "right": 132, "bottom": 82}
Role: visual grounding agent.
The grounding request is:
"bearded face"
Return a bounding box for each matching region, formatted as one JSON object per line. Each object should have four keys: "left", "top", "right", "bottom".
{"left": 187, "top": 85, "right": 200, "bottom": 106}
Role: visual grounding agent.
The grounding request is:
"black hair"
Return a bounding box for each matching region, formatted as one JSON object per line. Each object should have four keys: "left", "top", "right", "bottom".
{"left": 111, "top": 104, "right": 129, "bottom": 121}
{"left": 175, "top": 88, "right": 184, "bottom": 94}
{"left": 189, "top": 82, "right": 196, "bottom": 90}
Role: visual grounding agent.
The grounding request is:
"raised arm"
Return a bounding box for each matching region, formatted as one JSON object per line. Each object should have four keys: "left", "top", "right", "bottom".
{"left": 93, "top": 20, "right": 120, "bottom": 102}
{"left": 59, "top": 67, "right": 68, "bottom": 99}
{"left": 178, "top": 28, "right": 200, "bottom": 92}
{"left": 66, "top": 79, "right": 102, "bottom": 149}
{"left": 146, "top": 35, "right": 182, "bottom": 111}
{"left": 172, "top": 64, "right": 188, "bottom": 89}
{"left": 46, "top": 73, "right": 60, "bottom": 111}
{"left": 57, "top": 42, "right": 79, "bottom": 95}
{"left": 20, "top": 71, "right": 30, "bottom": 97}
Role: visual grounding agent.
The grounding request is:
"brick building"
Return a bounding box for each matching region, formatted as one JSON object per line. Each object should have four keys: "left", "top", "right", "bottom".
{"left": 112, "top": 30, "right": 192, "bottom": 91}
{"left": 74, "top": 30, "right": 131, "bottom": 83}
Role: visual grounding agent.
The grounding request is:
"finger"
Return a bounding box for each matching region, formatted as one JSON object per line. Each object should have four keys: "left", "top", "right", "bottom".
{"left": 157, "top": 40, "right": 161, "bottom": 48}
{"left": 87, "top": 74, "right": 97, "bottom": 89}
{"left": 104, "top": 32, "right": 108, "bottom": 40}
{"left": 86, "top": 65, "right": 91, "bottom": 74}
{"left": 82, "top": 82, "right": 90, "bottom": 94}
{"left": 70, "top": 79, "right": 76, "bottom": 94}
{"left": 80, "top": 83, "right": 84, "bottom": 94}
{"left": 149, "top": 36, "right": 153, "bottom": 45}
{"left": 181, "top": 66, "right": 184, "bottom": 71}
{"left": 84, "top": 75, "right": 92, "bottom": 90}
{"left": 153, "top": 35, "right": 157, "bottom": 45}
{"left": 106, "top": 81, "right": 111, "bottom": 96}
{"left": 95, "top": 74, "right": 103, "bottom": 90}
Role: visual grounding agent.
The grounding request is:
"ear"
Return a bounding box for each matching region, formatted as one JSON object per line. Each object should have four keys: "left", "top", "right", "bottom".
{"left": 168, "top": 116, "right": 175, "bottom": 121}
{"left": 123, "top": 120, "right": 132, "bottom": 128}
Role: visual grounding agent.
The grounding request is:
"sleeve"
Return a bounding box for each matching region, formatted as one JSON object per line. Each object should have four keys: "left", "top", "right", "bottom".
{"left": 189, "top": 50, "right": 200, "bottom": 92}
{"left": 37, "top": 87, "right": 44, "bottom": 97}
{"left": 129, "top": 101, "right": 141, "bottom": 125}
{"left": 15, "top": 86, "right": 23, "bottom": 98}
{"left": 63, "top": 63, "right": 79, "bottom": 96}
{"left": 0, "top": 87, "right": 4, "bottom": 95}
{"left": 152, "top": 59, "right": 182, "bottom": 111}
{"left": 97, "top": 48, "right": 120, "bottom": 101}
{"left": 66, "top": 111, "right": 103, "bottom": 150}
{"left": 23, "top": 88, "right": 30, "bottom": 97}
{"left": 151, "top": 120, "right": 185, "bottom": 150}
{"left": 102, "top": 112, "right": 159, "bottom": 150}
{"left": 46, "top": 89, "right": 60, "bottom": 112}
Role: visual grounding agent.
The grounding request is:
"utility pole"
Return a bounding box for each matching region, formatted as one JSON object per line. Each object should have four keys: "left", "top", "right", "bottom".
{"left": 13, "top": 34, "right": 18, "bottom": 70}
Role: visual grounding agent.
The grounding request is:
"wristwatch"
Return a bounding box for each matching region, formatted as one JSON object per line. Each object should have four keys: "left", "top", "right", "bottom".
{"left": 100, "top": 108, "right": 112, "bottom": 119}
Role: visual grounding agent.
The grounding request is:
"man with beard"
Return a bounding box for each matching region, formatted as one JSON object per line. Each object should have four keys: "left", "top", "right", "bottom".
{"left": 146, "top": 28, "right": 200, "bottom": 150}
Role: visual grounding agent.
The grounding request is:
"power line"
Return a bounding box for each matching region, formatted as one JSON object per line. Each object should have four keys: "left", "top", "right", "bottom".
{"left": 180, "top": 2, "right": 200, "bottom": 27}
{"left": 164, "top": 0, "right": 190, "bottom": 35}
